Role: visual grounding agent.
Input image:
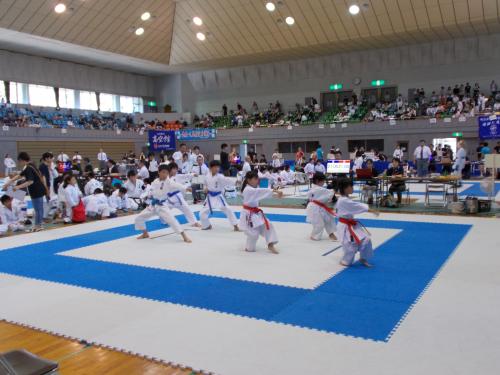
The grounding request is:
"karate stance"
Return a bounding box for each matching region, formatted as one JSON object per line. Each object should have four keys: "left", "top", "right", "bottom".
{"left": 200, "top": 160, "right": 239, "bottom": 231}
{"left": 135, "top": 164, "right": 191, "bottom": 243}
{"left": 336, "top": 178, "right": 379, "bottom": 267}
{"left": 306, "top": 172, "right": 337, "bottom": 241}
{"left": 165, "top": 163, "right": 201, "bottom": 228}
{"left": 239, "top": 170, "right": 283, "bottom": 254}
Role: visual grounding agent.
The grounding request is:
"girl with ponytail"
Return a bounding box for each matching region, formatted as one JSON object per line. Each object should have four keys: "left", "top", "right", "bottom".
{"left": 239, "top": 170, "right": 283, "bottom": 254}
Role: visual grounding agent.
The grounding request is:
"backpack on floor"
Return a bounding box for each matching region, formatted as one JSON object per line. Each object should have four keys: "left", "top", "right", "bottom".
{"left": 72, "top": 200, "right": 86, "bottom": 223}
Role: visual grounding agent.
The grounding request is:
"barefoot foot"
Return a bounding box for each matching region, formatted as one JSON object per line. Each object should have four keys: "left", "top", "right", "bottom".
{"left": 202, "top": 225, "right": 212, "bottom": 231}
{"left": 360, "top": 259, "right": 373, "bottom": 268}
{"left": 233, "top": 225, "right": 240, "bottom": 232}
{"left": 339, "top": 261, "right": 350, "bottom": 267}
{"left": 181, "top": 232, "right": 192, "bottom": 243}
{"left": 137, "top": 232, "right": 149, "bottom": 240}
{"left": 192, "top": 222, "right": 202, "bottom": 228}
{"left": 329, "top": 233, "right": 338, "bottom": 241}
{"left": 268, "top": 243, "right": 279, "bottom": 254}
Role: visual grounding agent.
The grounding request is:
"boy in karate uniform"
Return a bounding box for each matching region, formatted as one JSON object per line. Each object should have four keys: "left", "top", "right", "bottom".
{"left": 336, "top": 178, "right": 378, "bottom": 267}
{"left": 109, "top": 187, "right": 138, "bottom": 212}
{"left": 0, "top": 195, "right": 25, "bottom": 233}
{"left": 165, "top": 163, "right": 201, "bottom": 228}
{"left": 239, "top": 170, "right": 283, "bottom": 253}
{"left": 200, "top": 160, "right": 239, "bottom": 231}
{"left": 135, "top": 164, "right": 192, "bottom": 243}
{"left": 83, "top": 188, "right": 114, "bottom": 218}
{"left": 306, "top": 172, "right": 337, "bottom": 241}
{"left": 84, "top": 172, "right": 103, "bottom": 196}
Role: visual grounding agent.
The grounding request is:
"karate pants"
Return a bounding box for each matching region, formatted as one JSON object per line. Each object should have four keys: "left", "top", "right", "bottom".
{"left": 200, "top": 205, "right": 238, "bottom": 229}
{"left": 310, "top": 218, "right": 336, "bottom": 241}
{"left": 135, "top": 206, "right": 182, "bottom": 233}
{"left": 341, "top": 237, "right": 373, "bottom": 265}
{"left": 244, "top": 223, "right": 278, "bottom": 252}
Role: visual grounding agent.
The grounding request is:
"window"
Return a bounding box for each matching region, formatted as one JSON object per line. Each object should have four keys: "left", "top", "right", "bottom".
{"left": 119, "top": 96, "right": 134, "bottom": 113}
{"left": 133, "top": 97, "right": 143, "bottom": 113}
{"left": 278, "top": 141, "right": 319, "bottom": 154}
{"left": 0, "top": 81, "right": 5, "bottom": 102}
{"left": 28, "top": 84, "right": 56, "bottom": 107}
{"left": 59, "top": 88, "right": 75, "bottom": 109}
{"left": 79, "top": 91, "right": 98, "bottom": 110}
{"left": 9, "top": 82, "right": 28, "bottom": 104}
{"left": 100, "top": 93, "right": 115, "bottom": 112}
{"left": 348, "top": 139, "right": 385, "bottom": 152}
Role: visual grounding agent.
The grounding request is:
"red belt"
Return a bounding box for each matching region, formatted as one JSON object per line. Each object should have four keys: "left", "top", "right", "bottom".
{"left": 243, "top": 205, "right": 270, "bottom": 230}
{"left": 339, "top": 217, "right": 361, "bottom": 244}
{"left": 312, "top": 200, "right": 336, "bottom": 216}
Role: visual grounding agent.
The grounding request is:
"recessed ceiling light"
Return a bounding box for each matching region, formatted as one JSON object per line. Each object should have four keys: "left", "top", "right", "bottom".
{"left": 135, "top": 27, "right": 144, "bottom": 36}
{"left": 349, "top": 4, "right": 360, "bottom": 15}
{"left": 141, "top": 12, "right": 151, "bottom": 21}
{"left": 193, "top": 16, "right": 203, "bottom": 26}
{"left": 266, "top": 2, "right": 276, "bottom": 12}
{"left": 54, "top": 3, "right": 66, "bottom": 13}
{"left": 285, "top": 16, "right": 295, "bottom": 25}
{"left": 196, "top": 32, "right": 206, "bottom": 41}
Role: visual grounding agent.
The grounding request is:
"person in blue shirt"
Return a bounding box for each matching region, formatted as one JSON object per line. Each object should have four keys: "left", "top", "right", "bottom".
{"left": 316, "top": 144, "right": 324, "bottom": 161}
{"left": 480, "top": 142, "right": 491, "bottom": 157}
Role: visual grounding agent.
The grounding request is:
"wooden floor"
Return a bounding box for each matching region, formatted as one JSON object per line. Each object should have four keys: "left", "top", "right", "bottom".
{"left": 0, "top": 321, "right": 197, "bottom": 374}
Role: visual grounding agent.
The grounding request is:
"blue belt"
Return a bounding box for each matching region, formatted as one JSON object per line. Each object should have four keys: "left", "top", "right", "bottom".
{"left": 205, "top": 190, "right": 225, "bottom": 214}
{"left": 167, "top": 190, "right": 183, "bottom": 205}
{"left": 151, "top": 198, "right": 166, "bottom": 206}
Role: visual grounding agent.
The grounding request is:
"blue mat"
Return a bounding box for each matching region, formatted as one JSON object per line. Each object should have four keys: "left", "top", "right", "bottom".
{"left": 0, "top": 212, "right": 471, "bottom": 342}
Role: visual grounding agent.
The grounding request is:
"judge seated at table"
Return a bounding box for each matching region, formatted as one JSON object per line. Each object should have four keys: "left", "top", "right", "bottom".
{"left": 386, "top": 158, "right": 406, "bottom": 205}
{"left": 362, "top": 159, "right": 379, "bottom": 205}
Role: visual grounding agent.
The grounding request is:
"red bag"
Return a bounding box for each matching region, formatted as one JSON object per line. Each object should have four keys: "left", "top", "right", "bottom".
{"left": 72, "top": 200, "right": 86, "bottom": 223}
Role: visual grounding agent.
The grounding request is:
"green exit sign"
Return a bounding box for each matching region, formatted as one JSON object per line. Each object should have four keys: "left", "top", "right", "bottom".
{"left": 242, "top": 140, "right": 248, "bottom": 144}
{"left": 147, "top": 101, "right": 157, "bottom": 107}
{"left": 452, "top": 132, "right": 463, "bottom": 137}
{"left": 329, "top": 83, "right": 343, "bottom": 91}
{"left": 371, "top": 80, "right": 385, "bottom": 87}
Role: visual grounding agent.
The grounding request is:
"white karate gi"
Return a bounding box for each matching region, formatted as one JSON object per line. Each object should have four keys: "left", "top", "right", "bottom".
{"left": 134, "top": 178, "right": 184, "bottom": 233}
{"left": 306, "top": 185, "right": 336, "bottom": 240}
{"left": 239, "top": 186, "right": 278, "bottom": 252}
{"left": 336, "top": 196, "right": 373, "bottom": 265}
{"left": 109, "top": 190, "right": 138, "bottom": 211}
{"left": 84, "top": 178, "right": 103, "bottom": 196}
{"left": 0, "top": 205, "right": 25, "bottom": 233}
{"left": 304, "top": 162, "right": 315, "bottom": 177}
{"left": 242, "top": 162, "right": 252, "bottom": 176}
{"left": 124, "top": 179, "right": 144, "bottom": 199}
{"left": 164, "top": 178, "right": 198, "bottom": 225}
{"left": 3, "top": 157, "right": 16, "bottom": 175}
{"left": 64, "top": 184, "right": 82, "bottom": 220}
{"left": 453, "top": 147, "right": 467, "bottom": 177}
{"left": 83, "top": 193, "right": 112, "bottom": 217}
{"left": 138, "top": 166, "right": 150, "bottom": 180}
{"left": 314, "top": 163, "right": 326, "bottom": 174}
{"left": 200, "top": 173, "right": 238, "bottom": 229}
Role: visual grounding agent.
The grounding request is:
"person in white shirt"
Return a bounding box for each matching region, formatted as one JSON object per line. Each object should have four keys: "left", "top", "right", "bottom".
{"left": 124, "top": 170, "right": 145, "bottom": 199}
{"left": 353, "top": 152, "right": 364, "bottom": 171}
{"left": 453, "top": 140, "right": 467, "bottom": 181}
{"left": 200, "top": 160, "right": 239, "bottom": 231}
{"left": 0, "top": 195, "right": 25, "bottom": 234}
{"left": 306, "top": 172, "right": 337, "bottom": 241}
{"left": 172, "top": 143, "right": 189, "bottom": 166}
{"left": 413, "top": 140, "right": 432, "bottom": 177}
{"left": 137, "top": 160, "right": 150, "bottom": 180}
{"left": 57, "top": 151, "right": 70, "bottom": 163}
{"left": 271, "top": 154, "right": 282, "bottom": 168}
{"left": 304, "top": 160, "right": 315, "bottom": 177}
{"left": 109, "top": 187, "right": 138, "bottom": 212}
{"left": 83, "top": 188, "right": 113, "bottom": 218}
{"left": 393, "top": 145, "right": 404, "bottom": 161}
{"left": 148, "top": 154, "right": 159, "bottom": 180}
{"left": 191, "top": 146, "right": 203, "bottom": 165}
{"left": 191, "top": 155, "right": 209, "bottom": 203}
{"left": 242, "top": 156, "right": 252, "bottom": 176}
{"left": 135, "top": 164, "right": 192, "bottom": 243}
{"left": 180, "top": 153, "right": 192, "bottom": 175}
{"left": 336, "top": 178, "right": 379, "bottom": 267}
{"left": 84, "top": 172, "right": 103, "bottom": 196}
{"left": 239, "top": 170, "right": 283, "bottom": 253}
{"left": 97, "top": 149, "right": 108, "bottom": 171}
{"left": 72, "top": 152, "right": 82, "bottom": 166}
{"left": 314, "top": 161, "right": 326, "bottom": 174}
{"left": 63, "top": 175, "right": 82, "bottom": 223}
{"left": 165, "top": 163, "right": 200, "bottom": 227}
{"left": 3, "top": 154, "right": 16, "bottom": 175}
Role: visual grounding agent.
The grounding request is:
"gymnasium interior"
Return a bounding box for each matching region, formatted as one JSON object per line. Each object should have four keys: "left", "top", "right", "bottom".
{"left": 0, "top": 1, "right": 499, "bottom": 374}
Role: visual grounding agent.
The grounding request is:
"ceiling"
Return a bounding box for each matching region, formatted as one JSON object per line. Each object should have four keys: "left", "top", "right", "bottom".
{"left": 1, "top": 0, "right": 500, "bottom": 74}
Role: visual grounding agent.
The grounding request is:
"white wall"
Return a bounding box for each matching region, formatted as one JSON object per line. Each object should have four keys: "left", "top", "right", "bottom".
{"left": 0, "top": 49, "right": 154, "bottom": 97}
{"left": 188, "top": 34, "right": 500, "bottom": 115}
{"left": 154, "top": 73, "right": 197, "bottom": 114}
